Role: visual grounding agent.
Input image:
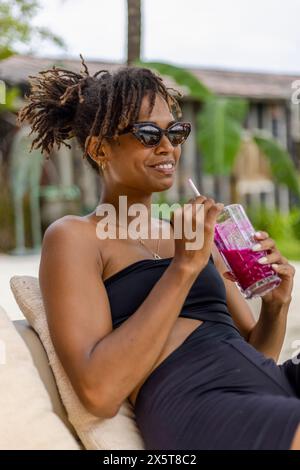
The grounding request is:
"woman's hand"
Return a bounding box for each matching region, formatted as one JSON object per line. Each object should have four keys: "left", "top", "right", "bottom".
{"left": 223, "top": 231, "right": 295, "bottom": 308}
{"left": 171, "top": 195, "right": 224, "bottom": 276}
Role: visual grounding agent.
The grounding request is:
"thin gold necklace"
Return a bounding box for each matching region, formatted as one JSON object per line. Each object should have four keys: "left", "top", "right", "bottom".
{"left": 102, "top": 219, "right": 162, "bottom": 260}
{"left": 138, "top": 236, "right": 162, "bottom": 259}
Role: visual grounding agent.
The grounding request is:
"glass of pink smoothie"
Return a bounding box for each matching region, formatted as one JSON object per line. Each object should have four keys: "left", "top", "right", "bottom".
{"left": 214, "top": 204, "right": 281, "bottom": 299}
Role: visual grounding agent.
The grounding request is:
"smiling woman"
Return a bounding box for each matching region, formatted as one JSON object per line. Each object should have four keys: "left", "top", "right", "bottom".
{"left": 16, "top": 56, "right": 300, "bottom": 451}
{"left": 17, "top": 56, "right": 183, "bottom": 176}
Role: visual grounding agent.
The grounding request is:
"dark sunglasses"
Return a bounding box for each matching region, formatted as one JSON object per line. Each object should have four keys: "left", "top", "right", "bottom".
{"left": 120, "top": 121, "right": 191, "bottom": 148}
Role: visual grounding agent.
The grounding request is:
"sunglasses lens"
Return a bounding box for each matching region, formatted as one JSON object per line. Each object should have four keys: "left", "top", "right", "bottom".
{"left": 137, "top": 125, "right": 161, "bottom": 146}
{"left": 168, "top": 123, "right": 191, "bottom": 145}
{"left": 133, "top": 122, "right": 191, "bottom": 147}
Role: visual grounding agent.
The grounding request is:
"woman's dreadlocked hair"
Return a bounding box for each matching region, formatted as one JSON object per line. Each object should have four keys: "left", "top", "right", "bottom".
{"left": 17, "top": 54, "right": 183, "bottom": 174}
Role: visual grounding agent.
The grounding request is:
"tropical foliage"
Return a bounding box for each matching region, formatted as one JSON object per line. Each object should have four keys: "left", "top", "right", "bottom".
{"left": 0, "top": 0, "right": 65, "bottom": 253}
{"left": 247, "top": 205, "right": 300, "bottom": 260}
{"left": 137, "top": 61, "right": 300, "bottom": 201}
{"left": 0, "top": 0, "right": 65, "bottom": 60}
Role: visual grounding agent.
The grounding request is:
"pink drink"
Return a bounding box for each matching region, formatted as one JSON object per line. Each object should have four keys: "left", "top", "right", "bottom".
{"left": 214, "top": 204, "right": 281, "bottom": 299}
{"left": 220, "top": 248, "right": 279, "bottom": 293}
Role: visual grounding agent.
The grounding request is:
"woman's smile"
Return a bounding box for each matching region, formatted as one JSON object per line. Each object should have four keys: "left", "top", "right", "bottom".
{"left": 148, "top": 164, "right": 176, "bottom": 176}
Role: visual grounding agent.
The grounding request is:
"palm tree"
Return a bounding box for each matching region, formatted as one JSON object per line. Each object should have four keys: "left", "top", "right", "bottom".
{"left": 127, "top": 0, "right": 141, "bottom": 66}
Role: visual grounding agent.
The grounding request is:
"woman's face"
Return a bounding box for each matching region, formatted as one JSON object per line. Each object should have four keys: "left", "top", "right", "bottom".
{"left": 92, "top": 92, "right": 182, "bottom": 193}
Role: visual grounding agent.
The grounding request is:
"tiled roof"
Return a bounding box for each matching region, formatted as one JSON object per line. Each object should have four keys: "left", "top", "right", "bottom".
{"left": 0, "top": 54, "right": 299, "bottom": 100}
{"left": 190, "top": 67, "right": 299, "bottom": 100}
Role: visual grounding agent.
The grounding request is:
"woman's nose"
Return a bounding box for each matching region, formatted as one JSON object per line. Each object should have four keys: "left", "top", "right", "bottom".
{"left": 155, "top": 134, "right": 175, "bottom": 153}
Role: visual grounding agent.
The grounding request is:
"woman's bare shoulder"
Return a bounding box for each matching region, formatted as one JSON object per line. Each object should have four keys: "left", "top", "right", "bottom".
{"left": 45, "top": 213, "right": 91, "bottom": 230}
{"left": 43, "top": 213, "right": 101, "bottom": 240}
{"left": 42, "top": 214, "right": 103, "bottom": 271}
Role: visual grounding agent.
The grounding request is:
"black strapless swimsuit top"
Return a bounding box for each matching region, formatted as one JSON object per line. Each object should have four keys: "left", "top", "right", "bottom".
{"left": 103, "top": 254, "right": 238, "bottom": 331}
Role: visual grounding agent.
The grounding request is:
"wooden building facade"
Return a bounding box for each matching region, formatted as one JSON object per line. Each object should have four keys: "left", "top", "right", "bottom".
{"left": 1, "top": 55, "right": 299, "bottom": 216}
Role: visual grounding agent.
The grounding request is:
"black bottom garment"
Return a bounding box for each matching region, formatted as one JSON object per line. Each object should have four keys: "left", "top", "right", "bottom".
{"left": 134, "top": 321, "right": 300, "bottom": 450}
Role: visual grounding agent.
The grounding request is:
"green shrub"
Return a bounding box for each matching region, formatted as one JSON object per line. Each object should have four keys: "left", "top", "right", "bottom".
{"left": 291, "top": 210, "right": 300, "bottom": 241}
{"left": 248, "top": 205, "right": 293, "bottom": 240}
{"left": 276, "top": 238, "right": 300, "bottom": 261}
{"left": 247, "top": 204, "right": 300, "bottom": 261}
{"left": 0, "top": 180, "right": 15, "bottom": 252}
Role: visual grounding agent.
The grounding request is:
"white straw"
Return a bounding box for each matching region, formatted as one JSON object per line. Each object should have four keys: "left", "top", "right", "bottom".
{"left": 188, "top": 177, "right": 201, "bottom": 197}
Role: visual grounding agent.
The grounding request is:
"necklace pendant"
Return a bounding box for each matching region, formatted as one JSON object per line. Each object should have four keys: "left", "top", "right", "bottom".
{"left": 153, "top": 253, "right": 162, "bottom": 259}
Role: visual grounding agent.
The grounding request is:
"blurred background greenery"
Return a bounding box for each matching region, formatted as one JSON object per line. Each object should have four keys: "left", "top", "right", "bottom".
{"left": 0, "top": 0, "right": 299, "bottom": 259}
{"left": 247, "top": 205, "right": 300, "bottom": 260}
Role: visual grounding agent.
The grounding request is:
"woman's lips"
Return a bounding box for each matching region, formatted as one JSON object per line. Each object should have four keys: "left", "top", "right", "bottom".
{"left": 148, "top": 166, "right": 175, "bottom": 175}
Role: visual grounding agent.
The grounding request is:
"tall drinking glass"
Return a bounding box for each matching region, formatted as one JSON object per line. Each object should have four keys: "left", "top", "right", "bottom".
{"left": 214, "top": 204, "right": 281, "bottom": 299}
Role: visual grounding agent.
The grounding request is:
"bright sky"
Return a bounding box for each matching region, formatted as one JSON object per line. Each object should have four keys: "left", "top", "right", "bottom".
{"left": 23, "top": 0, "right": 300, "bottom": 73}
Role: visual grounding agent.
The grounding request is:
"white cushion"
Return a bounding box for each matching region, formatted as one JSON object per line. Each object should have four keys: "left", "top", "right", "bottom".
{"left": 10, "top": 275, "right": 145, "bottom": 450}
{"left": 0, "top": 305, "right": 81, "bottom": 450}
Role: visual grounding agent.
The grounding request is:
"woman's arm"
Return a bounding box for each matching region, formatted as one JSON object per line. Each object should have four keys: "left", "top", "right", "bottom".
{"left": 240, "top": 231, "right": 295, "bottom": 361}
{"left": 246, "top": 300, "right": 290, "bottom": 362}
{"left": 212, "top": 231, "right": 296, "bottom": 361}
{"left": 39, "top": 217, "right": 199, "bottom": 419}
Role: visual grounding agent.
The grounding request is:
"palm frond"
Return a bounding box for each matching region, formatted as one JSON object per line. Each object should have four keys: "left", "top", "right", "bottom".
{"left": 253, "top": 131, "right": 300, "bottom": 199}
{"left": 136, "top": 60, "right": 213, "bottom": 102}
{"left": 197, "top": 96, "right": 248, "bottom": 175}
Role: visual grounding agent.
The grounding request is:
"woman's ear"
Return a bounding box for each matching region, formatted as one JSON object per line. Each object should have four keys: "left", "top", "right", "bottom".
{"left": 86, "top": 136, "right": 105, "bottom": 159}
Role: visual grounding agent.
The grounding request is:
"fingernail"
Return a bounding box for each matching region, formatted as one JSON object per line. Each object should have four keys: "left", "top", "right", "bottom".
{"left": 258, "top": 256, "right": 268, "bottom": 264}
{"left": 252, "top": 243, "right": 262, "bottom": 252}
{"left": 255, "top": 231, "right": 262, "bottom": 238}
{"left": 272, "top": 263, "right": 279, "bottom": 269}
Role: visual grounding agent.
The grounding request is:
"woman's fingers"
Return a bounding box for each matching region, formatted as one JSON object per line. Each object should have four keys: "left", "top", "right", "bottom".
{"left": 254, "top": 231, "right": 269, "bottom": 240}
{"left": 251, "top": 237, "right": 276, "bottom": 252}
{"left": 271, "top": 263, "right": 296, "bottom": 277}
{"left": 256, "top": 251, "right": 283, "bottom": 265}
{"left": 251, "top": 234, "right": 291, "bottom": 267}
